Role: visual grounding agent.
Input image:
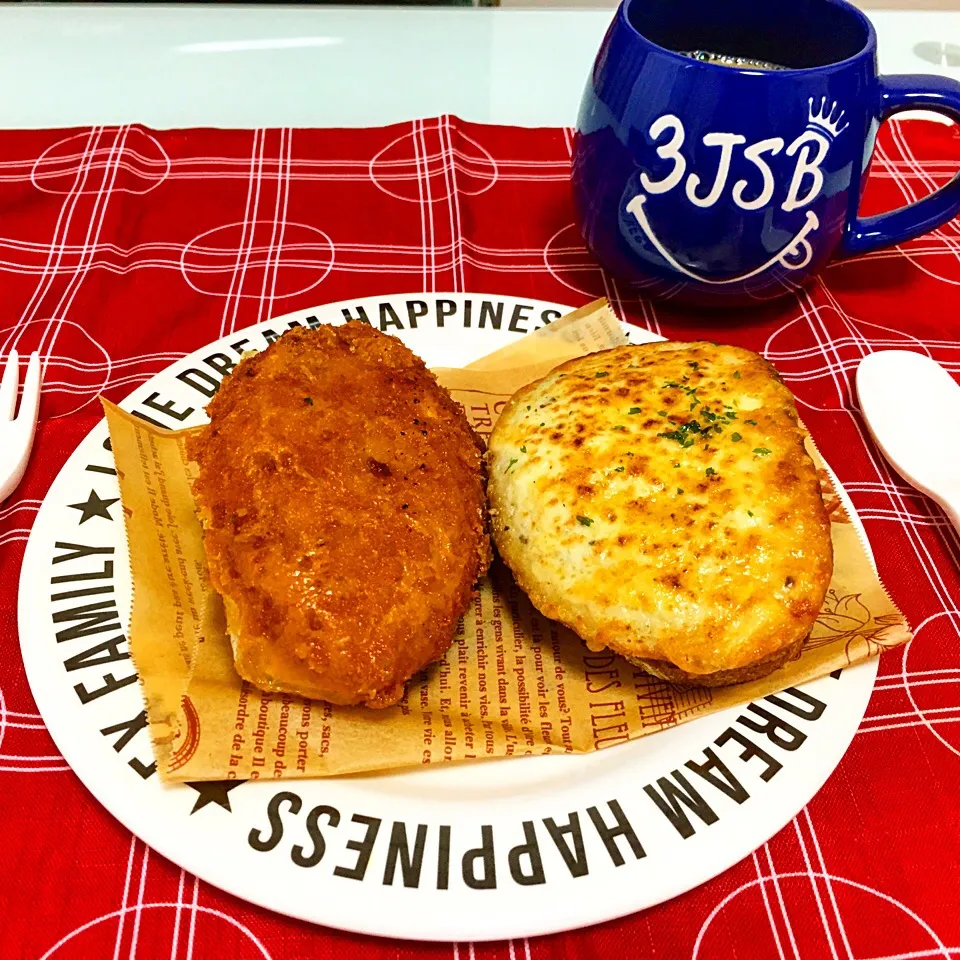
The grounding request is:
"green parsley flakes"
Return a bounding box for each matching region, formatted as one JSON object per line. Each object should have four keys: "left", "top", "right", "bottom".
{"left": 595, "top": 371, "right": 609, "bottom": 378}
{"left": 303, "top": 397, "right": 313, "bottom": 405}
{"left": 576, "top": 515, "right": 594, "bottom": 527}
{"left": 753, "top": 447, "right": 772, "bottom": 456}
{"left": 677, "top": 487, "right": 684, "bottom": 495}
{"left": 658, "top": 410, "right": 668, "bottom": 417}
{"left": 520, "top": 445, "right": 527, "bottom": 453}
{"left": 745, "top": 419, "right": 757, "bottom": 425}
{"left": 505, "top": 458, "right": 518, "bottom": 473}
{"left": 613, "top": 425, "right": 627, "bottom": 432}
{"left": 733, "top": 371, "right": 741, "bottom": 379}
{"left": 688, "top": 361, "right": 699, "bottom": 370}
{"left": 614, "top": 466, "right": 625, "bottom": 473}
{"left": 747, "top": 510, "right": 754, "bottom": 517}
{"left": 705, "top": 467, "right": 716, "bottom": 477}
{"left": 658, "top": 421, "right": 702, "bottom": 448}
{"left": 628, "top": 407, "right": 642, "bottom": 415}
{"left": 731, "top": 432, "right": 742, "bottom": 442}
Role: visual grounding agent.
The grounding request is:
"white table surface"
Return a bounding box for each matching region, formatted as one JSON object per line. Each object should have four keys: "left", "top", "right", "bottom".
{"left": 0, "top": 4, "right": 958, "bottom": 129}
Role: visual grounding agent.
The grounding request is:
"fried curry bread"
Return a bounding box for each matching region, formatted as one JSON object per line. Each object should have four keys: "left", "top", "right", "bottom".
{"left": 187, "top": 323, "right": 490, "bottom": 708}
{"left": 487, "top": 341, "right": 833, "bottom": 686}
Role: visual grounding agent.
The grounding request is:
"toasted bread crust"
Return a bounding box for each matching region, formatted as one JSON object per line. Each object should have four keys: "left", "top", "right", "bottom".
{"left": 627, "top": 636, "right": 805, "bottom": 687}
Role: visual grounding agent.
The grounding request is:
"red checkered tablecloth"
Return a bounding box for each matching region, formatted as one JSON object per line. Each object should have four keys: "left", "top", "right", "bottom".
{"left": 3, "top": 116, "right": 960, "bottom": 959}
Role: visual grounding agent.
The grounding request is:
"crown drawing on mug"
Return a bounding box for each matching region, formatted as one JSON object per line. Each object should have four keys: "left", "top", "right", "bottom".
{"left": 806, "top": 97, "right": 849, "bottom": 140}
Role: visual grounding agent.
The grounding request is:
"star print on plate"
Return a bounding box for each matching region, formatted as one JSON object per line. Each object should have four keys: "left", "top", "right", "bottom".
{"left": 67, "top": 488, "right": 119, "bottom": 524}
{"left": 186, "top": 779, "right": 244, "bottom": 814}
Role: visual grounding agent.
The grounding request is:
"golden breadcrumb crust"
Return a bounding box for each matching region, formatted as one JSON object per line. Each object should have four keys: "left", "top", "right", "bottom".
{"left": 188, "top": 323, "right": 490, "bottom": 707}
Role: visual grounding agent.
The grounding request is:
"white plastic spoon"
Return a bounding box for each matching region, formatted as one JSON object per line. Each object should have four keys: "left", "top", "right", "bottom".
{"left": 856, "top": 350, "right": 960, "bottom": 536}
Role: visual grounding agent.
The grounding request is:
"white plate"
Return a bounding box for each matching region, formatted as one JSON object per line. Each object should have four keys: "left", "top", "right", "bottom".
{"left": 18, "top": 292, "right": 876, "bottom": 943}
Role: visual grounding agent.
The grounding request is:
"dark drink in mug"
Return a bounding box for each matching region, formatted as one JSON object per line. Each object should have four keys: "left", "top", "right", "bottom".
{"left": 679, "top": 51, "right": 788, "bottom": 71}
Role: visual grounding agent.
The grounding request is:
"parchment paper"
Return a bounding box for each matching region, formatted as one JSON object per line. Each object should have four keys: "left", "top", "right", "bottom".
{"left": 104, "top": 300, "right": 910, "bottom": 781}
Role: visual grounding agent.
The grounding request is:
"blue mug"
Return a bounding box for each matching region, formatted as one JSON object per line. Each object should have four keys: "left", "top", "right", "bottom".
{"left": 573, "top": 0, "right": 960, "bottom": 305}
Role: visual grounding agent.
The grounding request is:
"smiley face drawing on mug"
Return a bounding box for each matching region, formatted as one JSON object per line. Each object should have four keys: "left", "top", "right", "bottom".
{"left": 623, "top": 97, "right": 848, "bottom": 284}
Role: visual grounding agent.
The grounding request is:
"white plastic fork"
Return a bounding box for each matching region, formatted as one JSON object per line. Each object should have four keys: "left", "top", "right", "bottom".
{"left": 0, "top": 350, "right": 41, "bottom": 502}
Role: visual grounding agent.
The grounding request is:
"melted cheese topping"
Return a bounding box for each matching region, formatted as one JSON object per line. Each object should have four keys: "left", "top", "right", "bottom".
{"left": 487, "top": 341, "right": 833, "bottom": 676}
